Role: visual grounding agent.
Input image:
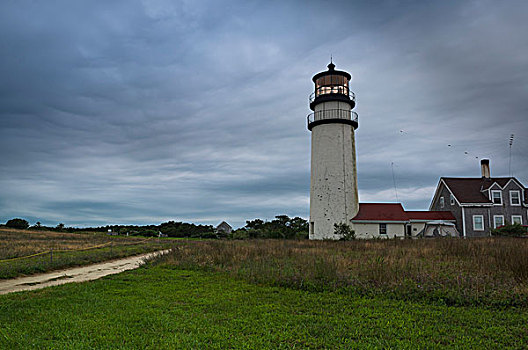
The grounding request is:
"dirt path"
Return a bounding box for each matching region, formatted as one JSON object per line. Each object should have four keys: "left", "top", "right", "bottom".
{"left": 0, "top": 249, "right": 170, "bottom": 295}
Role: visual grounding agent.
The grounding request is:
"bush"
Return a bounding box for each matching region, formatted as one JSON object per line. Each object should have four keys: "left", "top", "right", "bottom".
{"left": 491, "top": 223, "right": 527, "bottom": 237}
{"left": 5, "top": 218, "right": 29, "bottom": 229}
{"left": 230, "top": 229, "right": 249, "bottom": 240}
{"left": 334, "top": 222, "right": 355, "bottom": 240}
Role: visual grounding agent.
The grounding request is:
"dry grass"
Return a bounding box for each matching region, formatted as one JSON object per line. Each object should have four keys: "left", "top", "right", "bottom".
{"left": 0, "top": 228, "right": 171, "bottom": 279}
{"left": 0, "top": 228, "right": 160, "bottom": 257}
{"left": 0, "top": 228, "right": 154, "bottom": 259}
{"left": 156, "top": 238, "right": 528, "bottom": 307}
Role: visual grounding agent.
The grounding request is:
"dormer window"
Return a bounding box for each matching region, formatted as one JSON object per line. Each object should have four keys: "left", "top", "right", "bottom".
{"left": 491, "top": 190, "right": 502, "bottom": 205}
{"left": 510, "top": 191, "right": 521, "bottom": 206}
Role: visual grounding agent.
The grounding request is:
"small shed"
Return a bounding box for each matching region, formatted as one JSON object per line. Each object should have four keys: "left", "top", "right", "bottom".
{"left": 216, "top": 221, "right": 232, "bottom": 235}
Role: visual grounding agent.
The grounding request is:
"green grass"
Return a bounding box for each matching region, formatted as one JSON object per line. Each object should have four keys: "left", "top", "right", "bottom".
{"left": 1, "top": 266, "right": 527, "bottom": 349}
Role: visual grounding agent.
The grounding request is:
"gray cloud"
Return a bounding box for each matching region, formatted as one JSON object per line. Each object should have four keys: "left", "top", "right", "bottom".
{"left": 1, "top": 0, "right": 527, "bottom": 228}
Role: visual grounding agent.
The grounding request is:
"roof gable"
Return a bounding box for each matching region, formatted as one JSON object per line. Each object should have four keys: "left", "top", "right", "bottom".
{"left": 216, "top": 221, "right": 232, "bottom": 229}
{"left": 440, "top": 177, "right": 527, "bottom": 204}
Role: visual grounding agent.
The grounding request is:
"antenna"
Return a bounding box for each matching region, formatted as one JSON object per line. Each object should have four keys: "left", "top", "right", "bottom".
{"left": 391, "top": 162, "right": 399, "bottom": 203}
{"left": 509, "top": 134, "right": 514, "bottom": 176}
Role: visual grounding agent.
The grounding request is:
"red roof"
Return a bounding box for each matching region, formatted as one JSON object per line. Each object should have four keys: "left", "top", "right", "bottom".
{"left": 406, "top": 211, "right": 455, "bottom": 221}
{"left": 351, "top": 203, "right": 456, "bottom": 222}
{"left": 352, "top": 203, "right": 408, "bottom": 221}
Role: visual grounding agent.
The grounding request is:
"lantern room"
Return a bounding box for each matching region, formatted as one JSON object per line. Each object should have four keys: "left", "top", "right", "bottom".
{"left": 309, "top": 62, "right": 355, "bottom": 111}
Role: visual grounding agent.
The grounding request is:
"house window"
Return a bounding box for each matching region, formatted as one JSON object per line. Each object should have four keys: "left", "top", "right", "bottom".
{"left": 473, "top": 215, "right": 484, "bottom": 231}
{"left": 510, "top": 191, "right": 521, "bottom": 206}
{"left": 512, "top": 216, "right": 523, "bottom": 225}
{"left": 493, "top": 215, "right": 504, "bottom": 229}
{"left": 379, "top": 223, "right": 387, "bottom": 235}
{"left": 450, "top": 194, "right": 455, "bottom": 205}
{"left": 491, "top": 190, "right": 502, "bottom": 205}
{"left": 440, "top": 196, "right": 445, "bottom": 208}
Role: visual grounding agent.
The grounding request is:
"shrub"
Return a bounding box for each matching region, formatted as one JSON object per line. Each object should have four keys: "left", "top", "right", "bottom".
{"left": 231, "top": 229, "right": 249, "bottom": 240}
{"left": 334, "top": 222, "right": 355, "bottom": 240}
{"left": 491, "top": 223, "right": 527, "bottom": 237}
{"left": 5, "top": 218, "right": 29, "bottom": 229}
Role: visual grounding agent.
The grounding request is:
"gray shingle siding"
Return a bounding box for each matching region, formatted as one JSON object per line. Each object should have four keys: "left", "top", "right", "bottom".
{"left": 431, "top": 178, "right": 528, "bottom": 237}
{"left": 430, "top": 182, "right": 463, "bottom": 236}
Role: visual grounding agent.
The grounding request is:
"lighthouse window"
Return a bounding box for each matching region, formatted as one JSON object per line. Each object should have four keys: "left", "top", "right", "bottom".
{"left": 315, "top": 75, "right": 349, "bottom": 97}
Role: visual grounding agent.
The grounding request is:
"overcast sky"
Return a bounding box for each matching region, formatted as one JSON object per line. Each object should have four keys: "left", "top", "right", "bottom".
{"left": 1, "top": 0, "right": 527, "bottom": 228}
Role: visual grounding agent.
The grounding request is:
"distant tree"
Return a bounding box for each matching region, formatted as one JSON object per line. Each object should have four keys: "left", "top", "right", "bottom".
{"left": 35, "top": 221, "right": 41, "bottom": 228}
{"left": 56, "top": 223, "right": 65, "bottom": 231}
{"left": 6, "top": 218, "right": 29, "bottom": 229}
{"left": 240, "top": 215, "right": 309, "bottom": 240}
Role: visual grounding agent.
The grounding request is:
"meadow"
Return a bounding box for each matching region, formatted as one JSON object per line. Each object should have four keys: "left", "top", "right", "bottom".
{"left": 156, "top": 237, "right": 528, "bottom": 307}
{"left": 0, "top": 228, "right": 172, "bottom": 279}
{"left": 1, "top": 236, "right": 528, "bottom": 348}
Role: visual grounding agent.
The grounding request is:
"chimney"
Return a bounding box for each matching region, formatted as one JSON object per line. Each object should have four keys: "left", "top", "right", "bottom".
{"left": 481, "top": 159, "right": 490, "bottom": 178}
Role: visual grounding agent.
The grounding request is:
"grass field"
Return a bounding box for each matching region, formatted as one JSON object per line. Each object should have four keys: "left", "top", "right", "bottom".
{"left": 157, "top": 238, "right": 528, "bottom": 307}
{"left": 1, "top": 237, "right": 528, "bottom": 348}
{"left": 0, "top": 266, "right": 527, "bottom": 348}
{"left": 0, "top": 228, "right": 172, "bottom": 279}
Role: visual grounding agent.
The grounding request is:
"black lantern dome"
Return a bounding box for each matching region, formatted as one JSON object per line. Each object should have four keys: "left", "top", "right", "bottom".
{"left": 309, "top": 62, "right": 355, "bottom": 111}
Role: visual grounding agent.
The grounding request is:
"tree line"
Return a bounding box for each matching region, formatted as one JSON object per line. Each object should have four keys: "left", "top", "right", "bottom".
{"left": 2, "top": 215, "right": 309, "bottom": 239}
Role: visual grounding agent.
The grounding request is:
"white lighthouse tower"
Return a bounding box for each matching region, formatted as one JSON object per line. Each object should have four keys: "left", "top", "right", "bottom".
{"left": 308, "top": 62, "right": 359, "bottom": 240}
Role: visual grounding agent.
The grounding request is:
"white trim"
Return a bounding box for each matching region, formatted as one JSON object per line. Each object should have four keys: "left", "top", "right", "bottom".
{"left": 460, "top": 203, "right": 494, "bottom": 207}
{"left": 462, "top": 207, "right": 466, "bottom": 237}
{"left": 408, "top": 219, "right": 456, "bottom": 223}
{"left": 429, "top": 179, "right": 462, "bottom": 210}
{"left": 493, "top": 215, "right": 504, "bottom": 229}
{"left": 491, "top": 190, "right": 502, "bottom": 205}
{"left": 472, "top": 215, "right": 484, "bottom": 231}
{"left": 485, "top": 178, "right": 524, "bottom": 192}
{"left": 503, "top": 178, "right": 524, "bottom": 191}
{"left": 351, "top": 220, "right": 408, "bottom": 224}
{"left": 488, "top": 209, "right": 491, "bottom": 236}
{"left": 488, "top": 182, "right": 502, "bottom": 191}
{"left": 510, "top": 190, "right": 521, "bottom": 206}
{"left": 512, "top": 215, "right": 523, "bottom": 225}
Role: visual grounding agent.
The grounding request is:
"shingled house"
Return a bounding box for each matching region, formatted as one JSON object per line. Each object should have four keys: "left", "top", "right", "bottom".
{"left": 429, "top": 159, "right": 528, "bottom": 237}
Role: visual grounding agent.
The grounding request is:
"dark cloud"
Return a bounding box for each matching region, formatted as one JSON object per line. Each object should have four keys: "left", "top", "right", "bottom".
{"left": 1, "top": 0, "right": 527, "bottom": 227}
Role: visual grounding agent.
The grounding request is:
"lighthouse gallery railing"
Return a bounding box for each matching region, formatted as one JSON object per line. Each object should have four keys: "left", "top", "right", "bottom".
{"left": 307, "top": 109, "right": 358, "bottom": 125}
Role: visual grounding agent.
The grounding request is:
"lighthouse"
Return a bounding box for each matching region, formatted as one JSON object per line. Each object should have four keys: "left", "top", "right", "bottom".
{"left": 308, "top": 62, "right": 359, "bottom": 239}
